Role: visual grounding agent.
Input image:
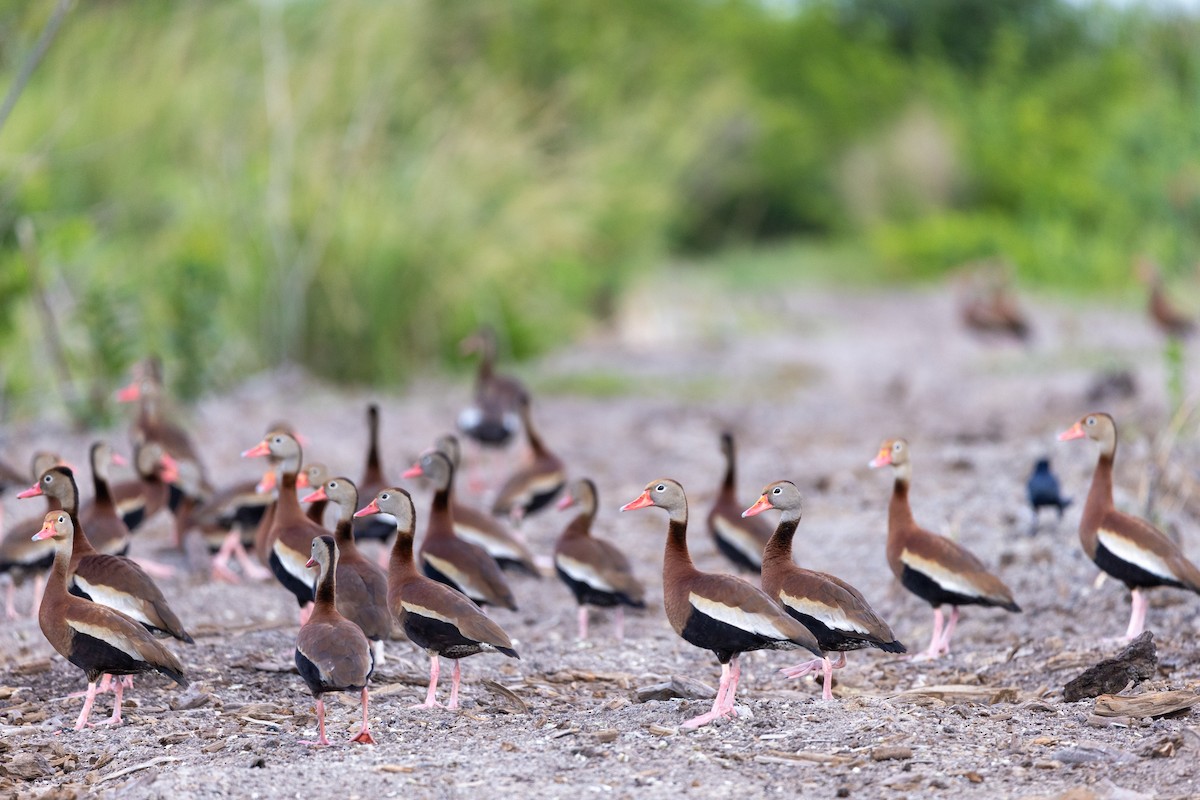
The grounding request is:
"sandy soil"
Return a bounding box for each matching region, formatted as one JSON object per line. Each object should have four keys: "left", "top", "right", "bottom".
{"left": 2, "top": 277, "right": 1199, "bottom": 799}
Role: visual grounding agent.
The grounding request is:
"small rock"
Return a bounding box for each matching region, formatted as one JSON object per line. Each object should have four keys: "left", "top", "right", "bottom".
{"left": 836, "top": 788, "right": 850, "bottom": 798}
{"left": 2, "top": 752, "right": 52, "bottom": 781}
{"left": 635, "top": 676, "right": 716, "bottom": 703}
{"left": 594, "top": 729, "right": 619, "bottom": 743}
{"left": 159, "top": 732, "right": 190, "bottom": 746}
{"left": 1063, "top": 632, "right": 1156, "bottom": 702}
{"left": 964, "top": 771, "right": 984, "bottom": 783}
{"left": 171, "top": 691, "right": 214, "bottom": 711}
{"left": 1051, "top": 744, "right": 1135, "bottom": 765}
{"left": 871, "top": 745, "right": 913, "bottom": 762}
{"left": 1139, "top": 734, "right": 1182, "bottom": 759}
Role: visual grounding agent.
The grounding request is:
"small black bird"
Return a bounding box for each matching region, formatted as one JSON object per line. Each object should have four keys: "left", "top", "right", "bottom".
{"left": 1026, "top": 457, "right": 1070, "bottom": 534}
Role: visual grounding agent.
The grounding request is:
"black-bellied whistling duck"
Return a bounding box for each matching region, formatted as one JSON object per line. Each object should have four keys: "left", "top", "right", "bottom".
{"left": 957, "top": 262, "right": 1031, "bottom": 342}
{"left": 242, "top": 431, "right": 324, "bottom": 622}
{"left": 109, "top": 441, "right": 176, "bottom": 535}
{"left": 621, "top": 479, "right": 823, "bottom": 729}
{"left": 457, "top": 325, "right": 527, "bottom": 449}
{"left": 295, "top": 535, "right": 375, "bottom": 746}
{"left": 1138, "top": 258, "right": 1194, "bottom": 339}
{"left": 555, "top": 478, "right": 645, "bottom": 640}
{"left": 869, "top": 439, "right": 1020, "bottom": 659}
{"left": 355, "top": 487, "right": 518, "bottom": 709}
{"left": 78, "top": 442, "right": 131, "bottom": 557}
{"left": 743, "top": 481, "right": 905, "bottom": 700}
{"left": 300, "top": 462, "right": 328, "bottom": 525}
{"left": 302, "top": 477, "right": 391, "bottom": 663}
{"left": 352, "top": 404, "right": 397, "bottom": 546}
{"left": 174, "top": 460, "right": 274, "bottom": 583}
{"left": 491, "top": 393, "right": 566, "bottom": 524}
{"left": 434, "top": 434, "right": 538, "bottom": 576}
{"left": 116, "top": 356, "right": 210, "bottom": 537}
{"left": 19, "top": 467, "right": 193, "bottom": 644}
{"left": 35, "top": 511, "right": 187, "bottom": 731}
{"left": 1058, "top": 412, "right": 1200, "bottom": 639}
{"left": 707, "top": 433, "right": 772, "bottom": 572}
{"left": 0, "top": 452, "right": 65, "bottom": 619}
{"left": 403, "top": 451, "right": 517, "bottom": 610}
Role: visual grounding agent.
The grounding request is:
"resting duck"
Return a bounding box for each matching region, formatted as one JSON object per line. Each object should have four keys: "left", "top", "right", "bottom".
{"left": 0, "top": 451, "right": 66, "bottom": 619}
{"left": 295, "top": 535, "right": 375, "bottom": 745}
{"left": 621, "top": 479, "right": 822, "bottom": 729}
{"left": 433, "top": 434, "right": 538, "bottom": 576}
{"left": 19, "top": 466, "right": 193, "bottom": 644}
{"left": 1058, "top": 412, "right": 1200, "bottom": 638}
{"left": 706, "top": 433, "right": 772, "bottom": 572}
{"left": 869, "top": 439, "right": 1020, "bottom": 659}
{"left": 403, "top": 450, "right": 517, "bottom": 610}
{"left": 491, "top": 393, "right": 566, "bottom": 524}
{"left": 35, "top": 511, "right": 188, "bottom": 731}
{"left": 242, "top": 431, "right": 325, "bottom": 622}
{"left": 302, "top": 477, "right": 392, "bottom": 663}
{"left": 743, "top": 480, "right": 904, "bottom": 700}
{"left": 555, "top": 478, "right": 645, "bottom": 640}
{"left": 356, "top": 487, "right": 518, "bottom": 709}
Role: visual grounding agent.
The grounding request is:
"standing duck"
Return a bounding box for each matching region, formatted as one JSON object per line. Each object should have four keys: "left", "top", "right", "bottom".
{"left": 434, "top": 434, "right": 538, "bottom": 576}
{"left": 707, "top": 433, "right": 772, "bottom": 572}
{"left": 621, "top": 479, "right": 823, "bottom": 729}
{"left": 295, "top": 535, "right": 375, "bottom": 746}
{"left": 555, "top": 478, "right": 645, "bottom": 640}
{"left": 1138, "top": 258, "right": 1194, "bottom": 339}
{"left": 35, "top": 511, "right": 188, "bottom": 730}
{"left": 355, "top": 487, "right": 518, "bottom": 709}
{"left": 403, "top": 451, "right": 517, "bottom": 610}
{"left": 1058, "top": 412, "right": 1200, "bottom": 638}
{"left": 173, "top": 461, "right": 274, "bottom": 583}
{"left": 78, "top": 442, "right": 132, "bottom": 557}
{"left": 242, "top": 431, "right": 325, "bottom": 622}
{"left": 18, "top": 467, "right": 193, "bottom": 644}
{"left": 457, "top": 325, "right": 527, "bottom": 448}
{"left": 743, "top": 481, "right": 905, "bottom": 700}
{"left": 109, "top": 441, "right": 176, "bottom": 535}
{"left": 352, "top": 404, "right": 397, "bottom": 547}
{"left": 0, "top": 452, "right": 66, "bottom": 619}
{"left": 869, "top": 439, "right": 1020, "bottom": 659}
{"left": 301, "top": 477, "right": 392, "bottom": 663}
{"left": 491, "top": 393, "right": 566, "bottom": 525}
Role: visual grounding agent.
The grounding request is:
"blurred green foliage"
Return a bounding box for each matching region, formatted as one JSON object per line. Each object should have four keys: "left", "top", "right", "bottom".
{"left": 1, "top": 0, "right": 1199, "bottom": 418}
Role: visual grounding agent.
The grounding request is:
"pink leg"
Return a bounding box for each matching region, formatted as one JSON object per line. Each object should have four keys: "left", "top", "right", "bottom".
{"left": 101, "top": 678, "right": 125, "bottom": 727}
{"left": 412, "top": 654, "right": 444, "bottom": 709}
{"left": 830, "top": 652, "right": 847, "bottom": 669}
{"left": 73, "top": 681, "right": 99, "bottom": 731}
{"left": 577, "top": 606, "right": 589, "bottom": 640}
{"left": 721, "top": 656, "right": 742, "bottom": 714}
{"left": 210, "top": 532, "right": 241, "bottom": 583}
{"left": 447, "top": 660, "right": 462, "bottom": 710}
{"left": 914, "top": 608, "right": 945, "bottom": 660}
{"left": 779, "top": 657, "right": 823, "bottom": 679}
{"left": 614, "top": 607, "right": 625, "bottom": 642}
{"left": 680, "top": 661, "right": 732, "bottom": 730}
{"left": 300, "top": 699, "right": 331, "bottom": 746}
{"left": 5, "top": 581, "right": 16, "bottom": 620}
{"left": 233, "top": 539, "right": 271, "bottom": 580}
{"left": 936, "top": 606, "right": 959, "bottom": 655}
{"left": 350, "top": 686, "right": 375, "bottom": 744}
{"left": 1125, "top": 589, "right": 1149, "bottom": 640}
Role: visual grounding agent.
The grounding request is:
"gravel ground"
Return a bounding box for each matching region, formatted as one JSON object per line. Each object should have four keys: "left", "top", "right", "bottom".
{"left": 2, "top": 276, "right": 1199, "bottom": 799}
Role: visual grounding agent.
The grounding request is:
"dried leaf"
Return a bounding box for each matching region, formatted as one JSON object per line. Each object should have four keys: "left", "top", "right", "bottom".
{"left": 1093, "top": 690, "right": 1200, "bottom": 719}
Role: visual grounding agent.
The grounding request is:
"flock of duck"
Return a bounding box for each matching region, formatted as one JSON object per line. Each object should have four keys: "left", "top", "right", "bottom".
{"left": 3, "top": 319, "right": 1200, "bottom": 742}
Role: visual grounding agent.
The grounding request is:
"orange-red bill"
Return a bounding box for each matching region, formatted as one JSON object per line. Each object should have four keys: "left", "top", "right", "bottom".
{"left": 305, "top": 557, "right": 317, "bottom": 569}
{"left": 868, "top": 449, "right": 892, "bottom": 468}
{"left": 556, "top": 493, "right": 575, "bottom": 511}
{"left": 1057, "top": 422, "right": 1086, "bottom": 441}
{"left": 17, "top": 483, "right": 43, "bottom": 499}
{"left": 741, "top": 495, "right": 772, "bottom": 518}
{"left": 241, "top": 441, "right": 271, "bottom": 459}
{"left": 619, "top": 491, "right": 653, "bottom": 512}
{"left": 353, "top": 499, "right": 381, "bottom": 518}
{"left": 401, "top": 464, "right": 423, "bottom": 479}
{"left": 114, "top": 382, "right": 140, "bottom": 403}
{"left": 301, "top": 487, "right": 328, "bottom": 504}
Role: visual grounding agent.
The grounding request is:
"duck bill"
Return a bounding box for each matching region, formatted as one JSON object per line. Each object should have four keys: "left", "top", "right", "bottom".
{"left": 401, "top": 464, "right": 424, "bottom": 479}
{"left": 114, "top": 382, "right": 141, "bottom": 403}
{"left": 160, "top": 454, "right": 180, "bottom": 483}
{"left": 296, "top": 472, "right": 311, "bottom": 489}
{"left": 555, "top": 493, "right": 575, "bottom": 511}
{"left": 868, "top": 449, "right": 892, "bottom": 468}
{"left": 111, "top": 452, "right": 129, "bottom": 467}
{"left": 17, "top": 483, "right": 43, "bottom": 499}
{"left": 241, "top": 441, "right": 271, "bottom": 459}
{"left": 32, "top": 521, "right": 55, "bottom": 541}
{"left": 619, "top": 491, "right": 653, "bottom": 512}
{"left": 305, "top": 557, "right": 317, "bottom": 569}
{"left": 301, "top": 487, "right": 328, "bottom": 504}
{"left": 1057, "top": 422, "right": 1086, "bottom": 442}
{"left": 742, "top": 495, "right": 772, "bottom": 518}
{"left": 353, "top": 499, "right": 381, "bottom": 518}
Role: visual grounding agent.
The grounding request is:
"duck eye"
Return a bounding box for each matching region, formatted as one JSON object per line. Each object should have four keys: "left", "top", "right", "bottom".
{"left": 655, "top": 484, "right": 666, "bottom": 492}
{"left": 43, "top": 475, "right": 51, "bottom": 483}
{"left": 58, "top": 515, "right": 65, "bottom": 523}
{"left": 329, "top": 481, "right": 338, "bottom": 489}
{"left": 893, "top": 442, "right": 901, "bottom": 451}
{"left": 380, "top": 493, "right": 389, "bottom": 500}
{"left": 1086, "top": 416, "right": 1095, "bottom": 426}
{"left": 772, "top": 487, "right": 782, "bottom": 495}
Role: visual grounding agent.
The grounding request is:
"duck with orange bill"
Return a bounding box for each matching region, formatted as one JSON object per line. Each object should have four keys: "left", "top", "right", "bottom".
{"left": 0, "top": 452, "right": 67, "bottom": 619}
{"left": 621, "top": 479, "right": 823, "bottom": 729}
{"left": 1058, "top": 412, "right": 1200, "bottom": 639}
{"left": 34, "top": 511, "right": 188, "bottom": 731}
{"left": 868, "top": 439, "right": 1020, "bottom": 660}
{"left": 707, "top": 433, "right": 773, "bottom": 572}
{"left": 743, "top": 480, "right": 904, "bottom": 700}
{"left": 294, "top": 535, "right": 376, "bottom": 746}
{"left": 355, "top": 487, "right": 518, "bottom": 710}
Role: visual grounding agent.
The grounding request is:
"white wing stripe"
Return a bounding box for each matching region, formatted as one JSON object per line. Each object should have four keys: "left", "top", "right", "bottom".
{"left": 690, "top": 593, "right": 792, "bottom": 639}
{"left": 555, "top": 555, "right": 616, "bottom": 593}
{"left": 1098, "top": 529, "right": 1176, "bottom": 581}
{"left": 69, "top": 619, "right": 144, "bottom": 661}
{"left": 712, "top": 517, "right": 764, "bottom": 566}
{"left": 901, "top": 550, "right": 986, "bottom": 599}
{"left": 779, "top": 591, "right": 870, "bottom": 635}
{"left": 424, "top": 554, "right": 486, "bottom": 600}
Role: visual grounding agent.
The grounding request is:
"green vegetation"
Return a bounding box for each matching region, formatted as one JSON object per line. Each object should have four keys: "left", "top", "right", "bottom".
{"left": 2, "top": 1, "right": 1199, "bottom": 419}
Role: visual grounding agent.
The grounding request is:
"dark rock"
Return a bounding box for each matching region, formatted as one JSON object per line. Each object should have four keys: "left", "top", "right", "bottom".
{"left": 1063, "top": 631, "right": 1156, "bottom": 702}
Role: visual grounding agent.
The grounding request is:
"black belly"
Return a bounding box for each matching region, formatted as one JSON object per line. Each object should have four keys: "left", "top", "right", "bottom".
{"left": 404, "top": 611, "right": 487, "bottom": 659}
{"left": 463, "top": 418, "right": 515, "bottom": 446}
{"left": 353, "top": 516, "right": 397, "bottom": 543}
{"left": 782, "top": 608, "right": 872, "bottom": 653}
{"left": 0, "top": 551, "right": 55, "bottom": 578}
{"left": 69, "top": 630, "right": 151, "bottom": 683}
{"left": 901, "top": 565, "right": 997, "bottom": 609}
{"left": 522, "top": 483, "right": 565, "bottom": 516}
{"left": 680, "top": 608, "right": 796, "bottom": 664}
{"left": 121, "top": 505, "right": 146, "bottom": 532}
{"left": 556, "top": 567, "right": 645, "bottom": 610}
{"left": 270, "top": 551, "right": 315, "bottom": 607}
{"left": 1094, "top": 543, "right": 1183, "bottom": 590}
{"left": 713, "top": 532, "right": 762, "bottom": 573}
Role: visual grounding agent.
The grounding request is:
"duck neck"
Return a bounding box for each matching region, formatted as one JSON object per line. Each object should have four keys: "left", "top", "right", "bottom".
{"left": 1084, "top": 447, "right": 1116, "bottom": 525}
{"left": 762, "top": 515, "right": 799, "bottom": 568}
{"left": 663, "top": 508, "right": 697, "bottom": 579}
{"left": 389, "top": 529, "right": 418, "bottom": 577}
{"left": 67, "top": 510, "right": 97, "bottom": 568}
{"left": 888, "top": 468, "right": 917, "bottom": 535}
{"left": 314, "top": 559, "right": 337, "bottom": 609}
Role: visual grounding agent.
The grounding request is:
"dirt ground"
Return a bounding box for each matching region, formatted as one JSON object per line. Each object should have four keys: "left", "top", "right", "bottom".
{"left": 2, "top": 276, "right": 1200, "bottom": 799}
